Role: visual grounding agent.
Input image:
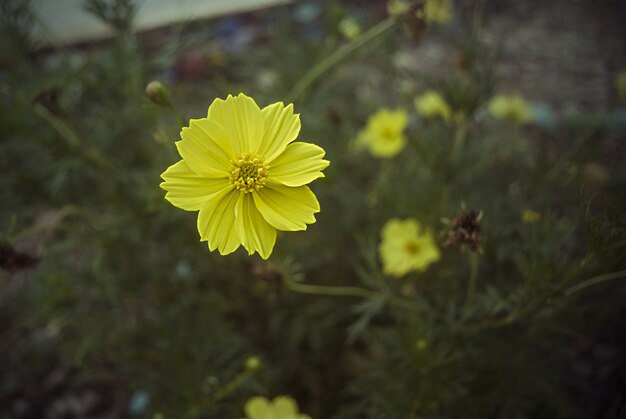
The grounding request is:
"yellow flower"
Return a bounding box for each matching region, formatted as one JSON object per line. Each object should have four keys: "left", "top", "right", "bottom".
{"left": 522, "top": 210, "right": 541, "bottom": 224}
{"left": 422, "top": 0, "right": 452, "bottom": 24}
{"left": 487, "top": 94, "right": 533, "bottom": 124}
{"left": 379, "top": 218, "right": 440, "bottom": 277}
{"left": 160, "top": 93, "right": 329, "bottom": 260}
{"left": 338, "top": 18, "right": 361, "bottom": 40}
{"left": 387, "top": 0, "right": 411, "bottom": 17}
{"left": 243, "top": 396, "right": 311, "bottom": 419}
{"left": 414, "top": 90, "right": 452, "bottom": 122}
{"left": 357, "top": 109, "right": 408, "bottom": 158}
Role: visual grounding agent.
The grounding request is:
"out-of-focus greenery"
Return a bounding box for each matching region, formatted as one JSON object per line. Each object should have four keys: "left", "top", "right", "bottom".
{"left": 2, "top": 0, "right": 626, "bottom": 418}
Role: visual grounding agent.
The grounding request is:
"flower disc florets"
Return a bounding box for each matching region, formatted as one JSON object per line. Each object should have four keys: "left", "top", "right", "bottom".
{"left": 229, "top": 153, "right": 269, "bottom": 193}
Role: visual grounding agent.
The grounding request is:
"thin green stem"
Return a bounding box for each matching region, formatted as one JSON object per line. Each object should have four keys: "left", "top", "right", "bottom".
{"left": 188, "top": 371, "right": 251, "bottom": 418}
{"left": 286, "top": 16, "right": 397, "bottom": 102}
{"left": 167, "top": 103, "right": 186, "bottom": 130}
{"left": 283, "top": 275, "right": 418, "bottom": 312}
{"left": 450, "top": 122, "right": 468, "bottom": 160}
{"left": 33, "top": 103, "right": 115, "bottom": 169}
{"left": 565, "top": 269, "right": 626, "bottom": 296}
{"left": 462, "top": 252, "right": 479, "bottom": 312}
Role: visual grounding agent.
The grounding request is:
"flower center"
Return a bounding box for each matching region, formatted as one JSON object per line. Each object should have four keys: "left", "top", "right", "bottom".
{"left": 380, "top": 126, "right": 396, "bottom": 141}
{"left": 404, "top": 240, "right": 420, "bottom": 254}
{"left": 229, "top": 153, "right": 269, "bottom": 193}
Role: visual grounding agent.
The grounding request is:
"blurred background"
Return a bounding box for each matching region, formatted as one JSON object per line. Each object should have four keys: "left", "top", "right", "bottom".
{"left": 1, "top": 0, "right": 626, "bottom": 418}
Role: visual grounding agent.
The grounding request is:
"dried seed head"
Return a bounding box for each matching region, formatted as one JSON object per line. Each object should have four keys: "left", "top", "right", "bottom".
{"left": 444, "top": 210, "right": 482, "bottom": 252}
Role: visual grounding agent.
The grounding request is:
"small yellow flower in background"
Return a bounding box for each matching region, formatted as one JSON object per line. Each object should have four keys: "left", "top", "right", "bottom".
{"left": 243, "top": 396, "right": 311, "bottom": 419}
{"left": 522, "top": 209, "right": 541, "bottom": 224}
{"left": 488, "top": 94, "right": 533, "bottom": 124}
{"left": 160, "top": 93, "right": 329, "bottom": 260}
{"left": 387, "top": 0, "right": 411, "bottom": 17}
{"left": 420, "top": 0, "right": 452, "bottom": 24}
{"left": 415, "top": 90, "right": 452, "bottom": 122}
{"left": 244, "top": 356, "right": 262, "bottom": 373}
{"left": 415, "top": 339, "right": 428, "bottom": 352}
{"left": 357, "top": 108, "right": 408, "bottom": 158}
{"left": 617, "top": 70, "right": 626, "bottom": 104}
{"left": 338, "top": 17, "right": 361, "bottom": 40}
{"left": 379, "top": 218, "right": 440, "bottom": 277}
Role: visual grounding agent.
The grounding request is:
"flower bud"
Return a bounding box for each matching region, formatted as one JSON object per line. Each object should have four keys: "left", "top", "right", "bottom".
{"left": 145, "top": 81, "right": 171, "bottom": 106}
{"left": 245, "top": 356, "right": 262, "bottom": 373}
{"left": 415, "top": 339, "right": 428, "bottom": 352}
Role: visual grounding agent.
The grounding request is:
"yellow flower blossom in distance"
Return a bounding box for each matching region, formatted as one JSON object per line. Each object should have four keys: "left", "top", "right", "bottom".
{"left": 422, "top": 0, "right": 452, "bottom": 24}
{"left": 415, "top": 90, "right": 452, "bottom": 122}
{"left": 522, "top": 209, "right": 541, "bottom": 224}
{"left": 160, "top": 93, "right": 329, "bottom": 260}
{"left": 488, "top": 94, "right": 533, "bottom": 124}
{"left": 379, "top": 218, "right": 440, "bottom": 277}
{"left": 387, "top": 0, "right": 411, "bottom": 17}
{"left": 243, "top": 396, "right": 311, "bottom": 419}
{"left": 357, "top": 108, "right": 408, "bottom": 158}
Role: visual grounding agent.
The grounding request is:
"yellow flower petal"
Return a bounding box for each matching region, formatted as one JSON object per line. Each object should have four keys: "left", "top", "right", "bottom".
{"left": 160, "top": 160, "right": 230, "bottom": 211}
{"left": 253, "top": 185, "right": 319, "bottom": 231}
{"left": 235, "top": 193, "right": 277, "bottom": 259}
{"left": 273, "top": 396, "right": 298, "bottom": 418}
{"left": 379, "top": 218, "right": 440, "bottom": 277}
{"left": 415, "top": 90, "right": 452, "bottom": 122}
{"left": 161, "top": 94, "right": 328, "bottom": 260}
{"left": 244, "top": 396, "right": 273, "bottom": 419}
{"left": 359, "top": 108, "right": 408, "bottom": 158}
{"left": 197, "top": 189, "right": 240, "bottom": 255}
{"left": 268, "top": 142, "right": 329, "bottom": 187}
{"left": 208, "top": 93, "right": 264, "bottom": 154}
{"left": 176, "top": 118, "right": 234, "bottom": 177}
{"left": 487, "top": 94, "right": 533, "bottom": 124}
{"left": 260, "top": 102, "right": 301, "bottom": 163}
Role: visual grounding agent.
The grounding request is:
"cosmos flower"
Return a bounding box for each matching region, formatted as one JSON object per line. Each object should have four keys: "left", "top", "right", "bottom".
{"left": 487, "top": 94, "right": 533, "bottom": 124}
{"left": 357, "top": 108, "right": 408, "bottom": 158}
{"left": 414, "top": 90, "right": 452, "bottom": 122}
{"left": 379, "top": 218, "right": 440, "bottom": 277}
{"left": 522, "top": 209, "right": 541, "bottom": 224}
{"left": 387, "top": 0, "right": 411, "bottom": 17}
{"left": 160, "top": 93, "right": 329, "bottom": 259}
{"left": 243, "top": 396, "right": 311, "bottom": 419}
{"left": 421, "top": 0, "right": 453, "bottom": 24}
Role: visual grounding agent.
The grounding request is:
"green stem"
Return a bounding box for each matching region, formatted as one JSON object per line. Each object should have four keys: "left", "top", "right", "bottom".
{"left": 565, "top": 269, "right": 626, "bottom": 296}
{"left": 286, "top": 16, "right": 397, "bottom": 102}
{"left": 188, "top": 371, "right": 250, "bottom": 418}
{"left": 167, "top": 103, "right": 186, "bottom": 130}
{"left": 33, "top": 103, "right": 115, "bottom": 169}
{"left": 283, "top": 275, "right": 418, "bottom": 311}
{"left": 450, "top": 122, "right": 468, "bottom": 160}
{"left": 462, "top": 252, "right": 479, "bottom": 312}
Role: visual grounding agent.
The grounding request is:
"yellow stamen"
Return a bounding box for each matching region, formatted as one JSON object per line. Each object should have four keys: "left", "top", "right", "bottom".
{"left": 229, "top": 153, "right": 269, "bottom": 193}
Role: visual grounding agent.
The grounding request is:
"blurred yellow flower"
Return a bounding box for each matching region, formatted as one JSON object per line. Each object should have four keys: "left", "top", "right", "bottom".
{"left": 379, "top": 218, "right": 440, "bottom": 277}
{"left": 388, "top": 0, "right": 411, "bottom": 17}
{"left": 160, "top": 93, "right": 329, "bottom": 260}
{"left": 244, "top": 396, "right": 311, "bottom": 419}
{"left": 617, "top": 70, "right": 626, "bottom": 104}
{"left": 357, "top": 109, "right": 408, "bottom": 158}
{"left": 338, "top": 17, "right": 361, "bottom": 40}
{"left": 488, "top": 94, "right": 533, "bottom": 124}
{"left": 415, "top": 90, "right": 452, "bottom": 122}
{"left": 422, "top": 0, "right": 452, "bottom": 24}
{"left": 522, "top": 210, "right": 541, "bottom": 224}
